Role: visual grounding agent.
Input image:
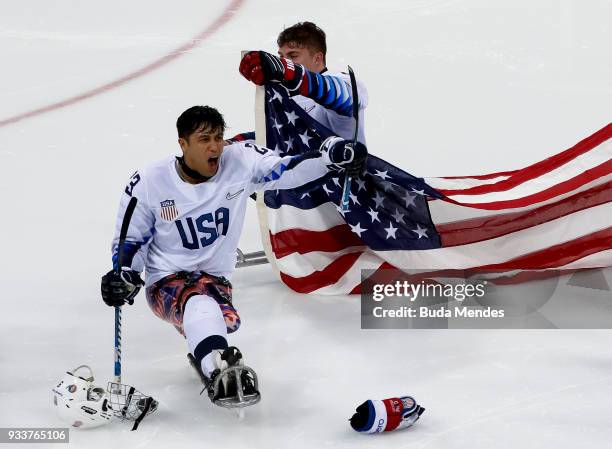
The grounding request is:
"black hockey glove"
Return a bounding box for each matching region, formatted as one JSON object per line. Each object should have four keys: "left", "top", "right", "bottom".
{"left": 101, "top": 269, "right": 143, "bottom": 307}
{"left": 239, "top": 51, "right": 305, "bottom": 92}
{"left": 320, "top": 136, "right": 368, "bottom": 176}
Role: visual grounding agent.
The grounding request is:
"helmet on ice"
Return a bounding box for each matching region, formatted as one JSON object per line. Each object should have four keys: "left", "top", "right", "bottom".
{"left": 52, "top": 365, "right": 113, "bottom": 429}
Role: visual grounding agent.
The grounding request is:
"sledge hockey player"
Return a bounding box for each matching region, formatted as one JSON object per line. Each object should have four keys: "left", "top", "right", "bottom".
{"left": 239, "top": 21, "right": 368, "bottom": 144}
{"left": 100, "top": 105, "right": 367, "bottom": 409}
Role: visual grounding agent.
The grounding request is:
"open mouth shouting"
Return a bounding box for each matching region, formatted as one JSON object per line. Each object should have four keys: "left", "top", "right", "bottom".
{"left": 208, "top": 156, "right": 219, "bottom": 170}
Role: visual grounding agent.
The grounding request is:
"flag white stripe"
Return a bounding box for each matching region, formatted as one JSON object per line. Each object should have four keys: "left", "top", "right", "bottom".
{"left": 379, "top": 204, "right": 610, "bottom": 269}
{"left": 426, "top": 174, "right": 512, "bottom": 190}
{"left": 444, "top": 141, "right": 610, "bottom": 204}
{"left": 267, "top": 202, "right": 345, "bottom": 234}
{"left": 309, "top": 248, "right": 612, "bottom": 296}
{"left": 274, "top": 202, "right": 611, "bottom": 277}
{"left": 556, "top": 249, "right": 612, "bottom": 269}
{"left": 308, "top": 252, "right": 385, "bottom": 295}
{"left": 276, "top": 246, "right": 365, "bottom": 277}
{"left": 266, "top": 173, "right": 611, "bottom": 235}
{"left": 428, "top": 173, "right": 612, "bottom": 224}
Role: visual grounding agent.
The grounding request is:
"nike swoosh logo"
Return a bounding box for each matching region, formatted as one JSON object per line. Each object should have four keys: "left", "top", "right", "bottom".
{"left": 304, "top": 105, "right": 316, "bottom": 113}
{"left": 226, "top": 189, "right": 244, "bottom": 200}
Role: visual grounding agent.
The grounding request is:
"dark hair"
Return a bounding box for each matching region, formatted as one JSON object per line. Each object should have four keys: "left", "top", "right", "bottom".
{"left": 277, "top": 21, "right": 327, "bottom": 59}
{"left": 176, "top": 105, "right": 226, "bottom": 139}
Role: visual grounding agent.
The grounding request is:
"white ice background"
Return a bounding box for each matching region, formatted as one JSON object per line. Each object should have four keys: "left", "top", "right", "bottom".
{"left": 0, "top": 1, "right": 611, "bottom": 448}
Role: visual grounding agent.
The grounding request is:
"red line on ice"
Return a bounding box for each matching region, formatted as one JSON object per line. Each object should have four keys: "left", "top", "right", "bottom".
{"left": 0, "top": 0, "right": 245, "bottom": 128}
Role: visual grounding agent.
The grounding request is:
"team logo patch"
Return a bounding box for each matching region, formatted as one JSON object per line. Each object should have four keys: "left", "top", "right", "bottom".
{"left": 160, "top": 199, "right": 178, "bottom": 221}
{"left": 401, "top": 396, "right": 416, "bottom": 413}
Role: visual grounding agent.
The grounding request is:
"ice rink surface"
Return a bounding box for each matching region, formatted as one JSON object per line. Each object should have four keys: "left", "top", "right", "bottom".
{"left": 0, "top": 1, "right": 611, "bottom": 447}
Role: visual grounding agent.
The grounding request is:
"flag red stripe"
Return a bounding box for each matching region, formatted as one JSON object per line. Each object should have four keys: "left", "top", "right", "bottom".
{"left": 439, "top": 170, "right": 517, "bottom": 180}
{"left": 271, "top": 226, "right": 364, "bottom": 259}
{"left": 437, "top": 124, "right": 611, "bottom": 196}
{"left": 443, "top": 159, "right": 611, "bottom": 210}
{"left": 279, "top": 251, "right": 364, "bottom": 293}
{"left": 270, "top": 180, "right": 611, "bottom": 257}
{"left": 438, "top": 180, "right": 612, "bottom": 247}
{"left": 279, "top": 229, "right": 611, "bottom": 293}
{"left": 480, "top": 227, "right": 612, "bottom": 270}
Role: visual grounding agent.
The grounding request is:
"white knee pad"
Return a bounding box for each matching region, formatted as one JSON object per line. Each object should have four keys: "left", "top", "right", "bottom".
{"left": 183, "top": 295, "right": 228, "bottom": 376}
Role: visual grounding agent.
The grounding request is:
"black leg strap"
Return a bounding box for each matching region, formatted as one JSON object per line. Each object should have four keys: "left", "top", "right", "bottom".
{"left": 194, "top": 335, "right": 228, "bottom": 367}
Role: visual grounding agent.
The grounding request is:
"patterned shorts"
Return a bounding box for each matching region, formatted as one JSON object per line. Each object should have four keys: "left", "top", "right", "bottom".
{"left": 145, "top": 271, "right": 241, "bottom": 335}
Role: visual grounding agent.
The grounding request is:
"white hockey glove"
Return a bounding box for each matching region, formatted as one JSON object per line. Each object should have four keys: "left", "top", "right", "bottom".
{"left": 320, "top": 136, "right": 368, "bottom": 175}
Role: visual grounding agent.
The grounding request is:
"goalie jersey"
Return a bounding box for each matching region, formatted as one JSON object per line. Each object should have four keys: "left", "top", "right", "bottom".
{"left": 111, "top": 141, "right": 328, "bottom": 286}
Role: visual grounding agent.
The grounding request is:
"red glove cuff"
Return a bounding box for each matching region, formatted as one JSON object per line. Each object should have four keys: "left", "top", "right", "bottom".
{"left": 239, "top": 51, "right": 265, "bottom": 85}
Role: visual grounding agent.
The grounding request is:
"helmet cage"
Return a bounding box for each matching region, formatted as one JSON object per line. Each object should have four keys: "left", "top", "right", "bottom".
{"left": 106, "top": 381, "right": 158, "bottom": 429}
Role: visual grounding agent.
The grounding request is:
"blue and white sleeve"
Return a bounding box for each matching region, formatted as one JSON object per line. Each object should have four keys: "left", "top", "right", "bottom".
{"left": 243, "top": 143, "right": 328, "bottom": 193}
{"left": 297, "top": 71, "right": 369, "bottom": 117}
{"left": 110, "top": 170, "right": 155, "bottom": 272}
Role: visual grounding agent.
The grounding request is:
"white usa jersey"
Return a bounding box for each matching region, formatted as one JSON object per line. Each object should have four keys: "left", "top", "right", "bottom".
{"left": 111, "top": 142, "right": 328, "bottom": 286}
{"left": 293, "top": 70, "right": 368, "bottom": 144}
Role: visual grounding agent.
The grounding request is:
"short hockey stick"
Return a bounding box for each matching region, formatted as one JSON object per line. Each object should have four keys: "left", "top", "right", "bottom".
{"left": 340, "top": 66, "right": 360, "bottom": 212}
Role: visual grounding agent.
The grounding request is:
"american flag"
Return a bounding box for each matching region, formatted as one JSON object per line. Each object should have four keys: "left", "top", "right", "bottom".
{"left": 257, "top": 85, "right": 612, "bottom": 295}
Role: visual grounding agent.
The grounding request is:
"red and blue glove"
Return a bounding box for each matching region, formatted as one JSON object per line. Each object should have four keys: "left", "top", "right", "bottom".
{"left": 350, "top": 396, "right": 425, "bottom": 434}
{"left": 239, "top": 51, "right": 305, "bottom": 92}
{"left": 240, "top": 50, "right": 354, "bottom": 117}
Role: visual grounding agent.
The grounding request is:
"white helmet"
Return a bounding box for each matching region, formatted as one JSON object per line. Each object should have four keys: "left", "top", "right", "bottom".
{"left": 52, "top": 365, "right": 113, "bottom": 429}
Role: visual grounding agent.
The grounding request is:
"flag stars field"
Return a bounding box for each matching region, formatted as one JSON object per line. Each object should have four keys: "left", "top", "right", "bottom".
{"left": 374, "top": 169, "right": 391, "bottom": 180}
{"left": 350, "top": 222, "right": 367, "bottom": 237}
{"left": 285, "top": 110, "right": 299, "bottom": 125}
{"left": 355, "top": 178, "right": 367, "bottom": 191}
{"left": 335, "top": 204, "right": 349, "bottom": 216}
{"left": 384, "top": 222, "right": 398, "bottom": 239}
{"left": 403, "top": 191, "right": 417, "bottom": 208}
{"left": 299, "top": 131, "right": 312, "bottom": 145}
{"left": 273, "top": 119, "right": 283, "bottom": 133}
{"left": 373, "top": 191, "right": 385, "bottom": 208}
{"left": 392, "top": 209, "right": 405, "bottom": 223}
{"left": 268, "top": 89, "right": 283, "bottom": 103}
{"left": 381, "top": 180, "right": 396, "bottom": 192}
{"left": 412, "top": 224, "right": 429, "bottom": 239}
{"left": 367, "top": 207, "right": 380, "bottom": 223}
